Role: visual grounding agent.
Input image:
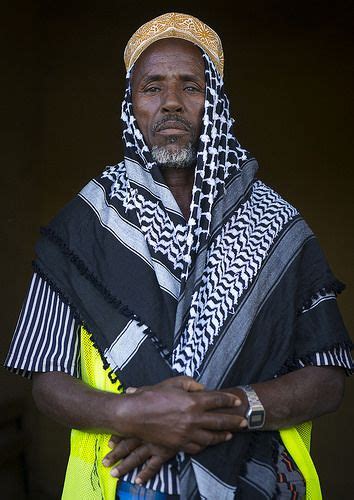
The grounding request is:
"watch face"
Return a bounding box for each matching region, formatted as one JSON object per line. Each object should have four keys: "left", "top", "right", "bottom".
{"left": 249, "top": 410, "right": 265, "bottom": 428}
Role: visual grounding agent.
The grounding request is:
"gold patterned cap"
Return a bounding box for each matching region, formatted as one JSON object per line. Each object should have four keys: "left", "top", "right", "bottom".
{"left": 124, "top": 12, "right": 224, "bottom": 76}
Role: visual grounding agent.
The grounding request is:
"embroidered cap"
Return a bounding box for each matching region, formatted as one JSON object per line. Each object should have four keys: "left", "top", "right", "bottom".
{"left": 124, "top": 12, "right": 224, "bottom": 76}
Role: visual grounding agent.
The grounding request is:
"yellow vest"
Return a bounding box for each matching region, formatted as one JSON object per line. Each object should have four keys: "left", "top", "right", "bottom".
{"left": 62, "top": 327, "right": 322, "bottom": 499}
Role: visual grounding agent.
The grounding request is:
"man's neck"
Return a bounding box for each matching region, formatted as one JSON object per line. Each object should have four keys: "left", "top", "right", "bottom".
{"left": 160, "top": 167, "right": 195, "bottom": 221}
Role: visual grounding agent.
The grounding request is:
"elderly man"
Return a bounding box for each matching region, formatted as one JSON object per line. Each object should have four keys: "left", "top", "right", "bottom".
{"left": 5, "top": 12, "right": 352, "bottom": 500}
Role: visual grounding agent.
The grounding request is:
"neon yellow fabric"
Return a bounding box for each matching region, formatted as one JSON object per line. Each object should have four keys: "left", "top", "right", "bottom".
{"left": 280, "top": 423, "right": 322, "bottom": 499}
{"left": 62, "top": 327, "right": 322, "bottom": 499}
{"left": 62, "top": 327, "right": 122, "bottom": 500}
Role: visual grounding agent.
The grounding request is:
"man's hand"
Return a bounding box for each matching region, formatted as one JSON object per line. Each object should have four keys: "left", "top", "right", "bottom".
{"left": 103, "top": 435, "right": 176, "bottom": 484}
{"left": 32, "top": 366, "right": 345, "bottom": 467}
{"left": 102, "top": 377, "right": 248, "bottom": 484}
{"left": 119, "top": 376, "right": 247, "bottom": 450}
{"left": 125, "top": 375, "right": 204, "bottom": 395}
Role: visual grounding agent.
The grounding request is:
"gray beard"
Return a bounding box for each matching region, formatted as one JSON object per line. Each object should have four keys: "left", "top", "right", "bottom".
{"left": 151, "top": 143, "right": 197, "bottom": 169}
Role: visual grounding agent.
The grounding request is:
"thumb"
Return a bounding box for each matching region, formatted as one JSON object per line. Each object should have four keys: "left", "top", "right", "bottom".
{"left": 171, "top": 376, "right": 204, "bottom": 392}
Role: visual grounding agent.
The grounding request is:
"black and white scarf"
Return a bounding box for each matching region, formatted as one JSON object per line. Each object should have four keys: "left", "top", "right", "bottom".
{"left": 34, "top": 52, "right": 348, "bottom": 499}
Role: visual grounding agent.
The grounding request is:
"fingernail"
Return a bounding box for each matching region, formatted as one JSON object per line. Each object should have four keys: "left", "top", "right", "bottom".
{"left": 135, "top": 478, "right": 142, "bottom": 485}
{"left": 240, "top": 419, "right": 248, "bottom": 428}
{"left": 126, "top": 387, "right": 137, "bottom": 394}
{"left": 225, "top": 432, "right": 233, "bottom": 441}
{"left": 108, "top": 440, "right": 114, "bottom": 448}
{"left": 234, "top": 398, "right": 241, "bottom": 406}
{"left": 102, "top": 458, "right": 110, "bottom": 466}
{"left": 110, "top": 468, "right": 119, "bottom": 477}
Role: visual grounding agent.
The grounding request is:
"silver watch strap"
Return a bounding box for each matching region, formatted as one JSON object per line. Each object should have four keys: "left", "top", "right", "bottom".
{"left": 238, "top": 384, "right": 265, "bottom": 429}
{"left": 239, "top": 384, "right": 262, "bottom": 406}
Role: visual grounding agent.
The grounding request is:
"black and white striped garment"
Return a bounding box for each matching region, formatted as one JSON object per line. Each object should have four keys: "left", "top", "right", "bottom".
{"left": 5, "top": 273, "right": 353, "bottom": 380}
{"left": 5, "top": 273, "right": 80, "bottom": 378}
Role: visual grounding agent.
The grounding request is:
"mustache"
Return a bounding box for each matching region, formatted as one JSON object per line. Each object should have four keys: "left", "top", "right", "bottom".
{"left": 153, "top": 115, "right": 192, "bottom": 133}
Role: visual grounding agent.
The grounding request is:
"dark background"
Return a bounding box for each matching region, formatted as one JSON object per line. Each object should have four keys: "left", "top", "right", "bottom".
{"left": 1, "top": 1, "right": 353, "bottom": 498}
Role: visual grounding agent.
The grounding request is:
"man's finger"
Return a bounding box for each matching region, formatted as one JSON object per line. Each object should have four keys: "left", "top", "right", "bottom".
{"left": 161, "top": 375, "right": 204, "bottom": 392}
{"left": 110, "top": 445, "right": 151, "bottom": 477}
{"left": 187, "top": 429, "right": 233, "bottom": 448}
{"left": 135, "top": 455, "right": 167, "bottom": 485}
{"left": 199, "top": 411, "right": 247, "bottom": 432}
{"left": 198, "top": 391, "right": 241, "bottom": 410}
{"left": 103, "top": 437, "right": 141, "bottom": 466}
{"left": 126, "top": 386, "right": 138, "bottom": 394}
{"left": 108, "top": 434, "right": 122, "bottom": 448}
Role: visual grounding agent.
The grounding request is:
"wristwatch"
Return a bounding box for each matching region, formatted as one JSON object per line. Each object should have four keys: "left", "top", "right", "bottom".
{"left": 237, "top": 384, "right": 266, "bottom": 430}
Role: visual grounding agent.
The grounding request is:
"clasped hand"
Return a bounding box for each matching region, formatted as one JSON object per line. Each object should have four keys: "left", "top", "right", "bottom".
{"left": 103, "top": 376, "right": 247, "bottom": 484}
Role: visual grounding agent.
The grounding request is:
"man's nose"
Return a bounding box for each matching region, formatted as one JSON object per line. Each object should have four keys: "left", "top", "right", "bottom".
{"left": 161, "top": 88, "right": 183, "bottom": 113}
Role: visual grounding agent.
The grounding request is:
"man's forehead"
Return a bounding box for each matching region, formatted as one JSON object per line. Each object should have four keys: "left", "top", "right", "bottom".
{"left": 133, "top": 38, "right": 205, "bottom": 77}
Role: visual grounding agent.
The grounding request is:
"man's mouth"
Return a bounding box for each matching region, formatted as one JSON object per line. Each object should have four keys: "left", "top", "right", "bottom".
{"left": 154, "top": 117, "right": 191, "bottom": 135}
{"left": 157, "top": 121, "right": 188, "bottom": 132}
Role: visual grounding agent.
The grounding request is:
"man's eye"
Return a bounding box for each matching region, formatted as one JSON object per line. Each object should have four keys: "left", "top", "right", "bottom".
{"left": 184, "top": 86, "right": 201, "bottom": 93}
{"left": 144, "top": 86, "right": 160, "bottom": 93}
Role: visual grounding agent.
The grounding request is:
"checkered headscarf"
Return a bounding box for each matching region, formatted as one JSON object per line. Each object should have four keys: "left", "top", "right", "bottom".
{"left": 121, "top": 52, "right": 250, "bottom": 280}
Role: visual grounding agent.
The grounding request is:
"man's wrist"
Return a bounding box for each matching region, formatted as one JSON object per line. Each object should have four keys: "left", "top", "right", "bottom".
{"left": 109, "top": 392, "right": 141, "bottom": 437}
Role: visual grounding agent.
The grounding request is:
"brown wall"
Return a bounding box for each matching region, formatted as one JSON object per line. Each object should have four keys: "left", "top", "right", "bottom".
{"left": 1, "top": 1, "right": 353, "bottom": 498}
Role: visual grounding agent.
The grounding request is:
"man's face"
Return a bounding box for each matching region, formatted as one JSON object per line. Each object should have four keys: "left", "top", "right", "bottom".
{"left": 131, "top": 38, "right": 205, "bottom": 165}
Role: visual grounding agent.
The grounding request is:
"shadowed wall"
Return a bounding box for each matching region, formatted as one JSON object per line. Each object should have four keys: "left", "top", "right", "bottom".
{"left": 1, "top": 1, "right": 353, "bottom": 498}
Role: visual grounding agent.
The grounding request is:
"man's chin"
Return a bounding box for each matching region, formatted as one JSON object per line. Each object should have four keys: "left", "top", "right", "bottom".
{"left": 151, "top": 143, "right": 197, "bottom": 169}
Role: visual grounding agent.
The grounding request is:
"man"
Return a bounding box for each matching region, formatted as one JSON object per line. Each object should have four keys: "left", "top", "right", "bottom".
{"left": 5, "top": 12, "right": 352, "bottom": 500}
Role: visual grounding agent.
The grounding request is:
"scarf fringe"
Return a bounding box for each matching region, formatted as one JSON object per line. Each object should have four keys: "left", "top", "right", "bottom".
{"left": 235, "top": 431, "right": 278, "bottom": 499}
{"left": 32, "top": 260, "right": 84, "bottom": 324}
{"left": 236, "top": 432, "right": 281, "bottom": 499}
{"left": 271, "top": 437, "right": 281, "bottom": 500}
{"left": 277, "top": 340, "right": 353, "bottom": 377}
{"left": 32, "top": 260, "right": 122, "bottom": 383}
{"left": 34, "top": 227, "right": 169, "bottom": 364}
{"left": 297, "top": 280, "right": 345, "bottom": 316}
{"left": 234, "top": 432, "right": 257, "bottom": 499}
{"left": 32, "top": 260, "right": 120, "bottom": 382}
